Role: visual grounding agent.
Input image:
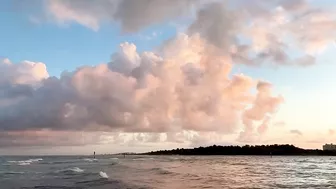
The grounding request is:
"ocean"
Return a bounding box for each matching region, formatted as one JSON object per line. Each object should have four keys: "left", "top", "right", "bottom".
{"left": 0, "top": 155, "right": 335, "bottom": 189}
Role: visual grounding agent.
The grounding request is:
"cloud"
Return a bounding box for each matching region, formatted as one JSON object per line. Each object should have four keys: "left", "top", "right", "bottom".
{"left": 0, "top": 59, "right": 49, "bottom": 85}
{"left": 239, "top": 81, "right": 283, "bottom": 142}
{"left": 46, "top": 0, "right": 198, "bottom": 32}
{"left": 0, "top": 33, "right": 284, "bottom": 146}
{"left": 0, "top": 130, "right": 165, "bottom": 147}
{"left": 188, "top": 0, "right": 336, "bottom": 66}
{"left": 290, "top": 129, "right": 303, "bottom": 136}
{"left": 0, "top": 130, "right": 102, "bottom": 147}
{"left": 43, "top": 0, "right": 336, "bottom": 62}
{"left": 3, "top": 0, "right": 336, "bottom": 148}
{"left": 40, "top": 0, "right": 336, "bottom": 67}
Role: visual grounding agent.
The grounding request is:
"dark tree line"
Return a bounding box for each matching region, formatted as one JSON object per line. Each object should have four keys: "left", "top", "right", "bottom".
{"left": 142, "top": 144, "right": 336, "bottom": 156}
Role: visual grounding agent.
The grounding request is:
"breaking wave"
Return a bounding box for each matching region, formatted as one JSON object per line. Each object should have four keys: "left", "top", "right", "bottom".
{"left": 84, "top": 158, "right": 98, "bottom": 162}
{"left": 68, "top": 167, "right": 84, "bottom": 173}
{"left": 54, "top": 167, "right": 85, "bottom": 175}
{"left": 7, "top": 158, "right": 43, "bottom": 165}
{"left": 99, "top": 171, "right": 109, "bottom": 178}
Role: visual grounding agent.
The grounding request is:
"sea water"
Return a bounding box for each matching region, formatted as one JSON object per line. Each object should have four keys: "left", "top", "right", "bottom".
{"left": 1, "top": 155, "right": 335, "bottom": 188}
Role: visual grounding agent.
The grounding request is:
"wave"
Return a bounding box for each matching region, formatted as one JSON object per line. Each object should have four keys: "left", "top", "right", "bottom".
{"left": 75, "top": 179, "right": 150, "bottom": 189}
{"left": 55, "top": 167, "right": 85, "bottom": 175}
{"left": 109, "top": 157, "right": 119, "bottom": 165}
{"left": 69, "top": 167, "right": 84, "bottom": 173}
{"left": 41, "top": 159, "right": 79, "bottom": 165}
{"left": 7, "top": 158, "right": 43, "bottom": 165}
{"left": 75, "top": 178, "right": 118, "bottom": 189}
{"left": 18, "top": 162, "right": 31, "bottom": 166}
{"left": 304, "top": 164, "right": 319, "bottom": 169}
{"left": 41, "top": 161, "right": 70, "bottom": 165}
{"left": 83, "top": 158, "right": 98, "bottom": 162}
{"left": 0, "top": 171, "right": 25, "bottom": 175}
{"left": 99, "top": 171, "right": 109, "bottom": 178}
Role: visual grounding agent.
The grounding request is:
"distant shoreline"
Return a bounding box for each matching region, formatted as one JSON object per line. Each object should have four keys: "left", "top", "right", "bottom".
{"left": 140, "top": 144, "right": 336, "bottom": 156}
{"left": 2, "top": 144, "right": 336, "bottom": 156}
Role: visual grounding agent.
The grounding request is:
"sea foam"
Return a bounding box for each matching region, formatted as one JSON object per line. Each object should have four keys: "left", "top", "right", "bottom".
{"left": 99, "top": 171, "right": 109, "bottom": 178}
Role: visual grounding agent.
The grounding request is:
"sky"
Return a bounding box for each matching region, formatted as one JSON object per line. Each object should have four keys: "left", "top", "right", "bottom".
{"left": 0, "top": 0, "right": 336, "bottom": 155}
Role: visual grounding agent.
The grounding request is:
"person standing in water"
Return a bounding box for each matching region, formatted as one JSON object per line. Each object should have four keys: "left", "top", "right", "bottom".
{"left": 94, "top": 151, "right": 96, "bottom": 159}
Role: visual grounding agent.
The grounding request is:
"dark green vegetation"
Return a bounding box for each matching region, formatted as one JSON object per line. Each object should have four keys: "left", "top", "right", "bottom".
{"left": 143, "top": 144, "right": 336, "bottom": 156}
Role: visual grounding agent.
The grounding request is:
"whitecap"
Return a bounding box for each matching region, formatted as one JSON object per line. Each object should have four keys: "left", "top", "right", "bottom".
{"left": 30, "top": 158, "right": 43, "bottom": 162}
{"left": 99, "top": 171, "right": 109, "bottom": 178}
{"left": 8, "top": 158, "right": 43, "bottom": 166}
{"left": 55, "top": 167, "right": 84, "bottom": 174}
{"left": 69, "top": 167, "right": 84, "bottom": 173}
{"left": 18, "top": 162, "right": 31, "bottom": 166}
{"left": 84, "top": 158, "right": 98, "bottom": 162}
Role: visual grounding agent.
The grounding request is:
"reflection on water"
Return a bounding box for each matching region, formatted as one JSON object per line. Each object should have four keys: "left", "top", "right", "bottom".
{"left": 1, "top": 155, "right": 336, "bottom": 188}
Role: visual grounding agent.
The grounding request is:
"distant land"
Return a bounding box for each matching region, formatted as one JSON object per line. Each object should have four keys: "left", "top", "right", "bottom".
{"left": 140, "top": 144, "right": 336, "bottom": 156}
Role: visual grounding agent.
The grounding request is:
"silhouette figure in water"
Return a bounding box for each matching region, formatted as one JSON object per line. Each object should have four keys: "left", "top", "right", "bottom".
{"left": 94, "top": 151, "right": 96, "bottom": 159}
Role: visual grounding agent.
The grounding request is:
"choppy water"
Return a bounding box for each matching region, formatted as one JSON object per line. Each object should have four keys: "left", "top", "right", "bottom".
{"left": 1, "top": 155, "right": 336, "bottom": 189}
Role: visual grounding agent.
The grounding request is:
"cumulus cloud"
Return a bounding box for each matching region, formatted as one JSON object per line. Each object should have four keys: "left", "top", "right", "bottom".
{"left": 0, "top": 33, "right": 283, "bottom": 146}
{"left": 3, "top": 0, "right": 336, "bottom": 147}
{"left": 238, "top": 81, "right": 283, "bottom": 142}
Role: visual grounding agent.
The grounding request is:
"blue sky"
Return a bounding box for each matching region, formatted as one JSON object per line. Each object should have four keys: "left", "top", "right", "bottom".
{"left": 0, "top": 9, "right": 177, "bottom": 76}
{"left": 0, "top": 0, "right": 336, "bottom": 154}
